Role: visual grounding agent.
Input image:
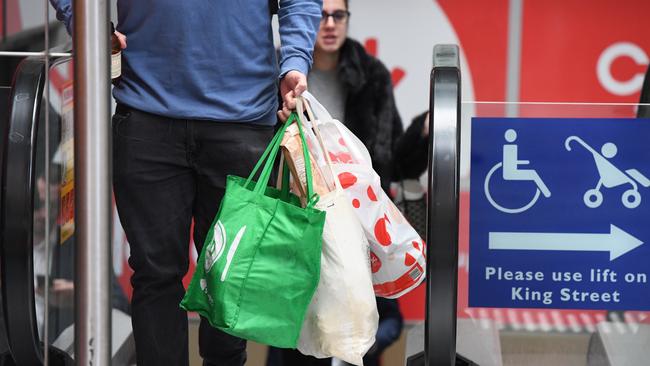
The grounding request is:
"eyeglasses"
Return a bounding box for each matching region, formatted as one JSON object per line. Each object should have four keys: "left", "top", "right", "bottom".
{"left": 321, "top": 10, "right": 350, "bottom": 24}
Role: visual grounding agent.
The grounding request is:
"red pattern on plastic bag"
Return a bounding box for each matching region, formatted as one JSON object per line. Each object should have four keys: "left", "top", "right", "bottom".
{"left": 412, "top": 241, "right": 420, "bottom": 251}
{"left": 371, "top": 252, "right": 382, "bottom": 273}
{"left": 374, "top": 216, "right": 392, "bottom": 246}
{"left": 338, "top": 172, "right": 357, "bottom": 189}
{"left": 329, "top": 151, "right": 353, "bottom": 164}
{"left": 373, "top": 263, "right": 424, "bottom": 298}
{"left": 367, "top": 186, "right": 377, "bottom": 201}
{"left": 404, "top": 252, "right": 416, "bottom": 267}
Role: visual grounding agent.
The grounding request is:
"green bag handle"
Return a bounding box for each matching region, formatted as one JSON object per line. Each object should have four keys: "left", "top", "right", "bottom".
{"left": 245, "top": 113, "right": 318, "bottom": 207}
{"left": 245, "top": 114, "right": 292, "bottom": 189}
{"left": 246, "top": 120, "right": 288, "bottom": 189}
{"left": 291, "top": 116, "right": 317, "bottom": 205}
{"left": 280, "top": 161, "right": 291, "bottom": 201}
{"left": 254, "top": 117, "right": 294, "bottom": 192}
{"left": 256, "top": 113, "right": 316, "bottom": 205}
{"left": 258, "top": 113, "right": 316, "bottom": 206}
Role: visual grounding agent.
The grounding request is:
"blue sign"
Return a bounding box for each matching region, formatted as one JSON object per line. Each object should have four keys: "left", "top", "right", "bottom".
{"left": 470, "top": 118, "right": 650, "bottom": 310}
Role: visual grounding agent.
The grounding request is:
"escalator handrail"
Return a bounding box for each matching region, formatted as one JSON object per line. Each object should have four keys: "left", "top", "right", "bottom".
{"left": 1, "top": 54, "right": 72, "bottom": 365}
{"left": 425, "top": 44, "right": 462, "bottom": 366}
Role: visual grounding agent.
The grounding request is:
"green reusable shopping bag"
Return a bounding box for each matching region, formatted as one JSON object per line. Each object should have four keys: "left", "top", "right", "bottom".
{"left": 180, "top": 113, "right": 325, "bottom": 348}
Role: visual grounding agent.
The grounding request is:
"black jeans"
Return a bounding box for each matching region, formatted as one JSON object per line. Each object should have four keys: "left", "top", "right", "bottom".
{"left": 113, "top": 105, "right": 274, "bottom": 366}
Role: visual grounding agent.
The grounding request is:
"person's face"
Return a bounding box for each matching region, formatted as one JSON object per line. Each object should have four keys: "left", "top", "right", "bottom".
{"left": 315, "top": 0, "right": 349, "bottom": 54}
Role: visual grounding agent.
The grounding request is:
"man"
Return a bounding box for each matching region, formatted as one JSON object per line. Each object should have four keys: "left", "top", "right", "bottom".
{"left": 49, "top": 1, "right": 322, "bottom": 365}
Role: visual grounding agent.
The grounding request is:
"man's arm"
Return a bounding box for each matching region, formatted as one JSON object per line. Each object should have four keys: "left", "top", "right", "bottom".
{"left": 49, "top": 0, "right": 74, "bottom": 35}
{"left": 277, "top": 0, "right": 322, "bottom": 78}
{"left": 277, "top": 0, "right": 322, "bottom": 120}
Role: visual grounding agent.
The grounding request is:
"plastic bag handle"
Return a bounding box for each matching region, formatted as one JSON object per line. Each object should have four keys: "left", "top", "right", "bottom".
{"left": 302, "top": 91, "right": 333, "bottom": 121}
{"left": 302, "top": 91, "right": 373, "bottom": 165}
{"left": 296, "top": 96, "right": 343, "bottom": 192}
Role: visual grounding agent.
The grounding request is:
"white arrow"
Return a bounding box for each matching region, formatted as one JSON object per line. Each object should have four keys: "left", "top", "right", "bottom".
{"left": 489, "top": 224, "right": 643, "bottom": 261}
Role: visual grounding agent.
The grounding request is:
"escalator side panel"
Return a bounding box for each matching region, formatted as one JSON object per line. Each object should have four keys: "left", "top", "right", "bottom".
{"left": 1, "top": 58, "right": 45, "bottom": 365}
{"left": 0, "top": 86, "right": 11, "bottom": 359}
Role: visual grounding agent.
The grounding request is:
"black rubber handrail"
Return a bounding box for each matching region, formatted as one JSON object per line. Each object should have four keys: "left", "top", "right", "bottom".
{"left": 1, "top": 56, "right": 46, "bottom": 366}
{"left": 1, "top": 55, "right": 73, "bottom": 366}
{"left": 425, "top": 44, "right": 462, "bottom": 366}
{"left": 405, "top": 44, "right": 463, "bottom": 366}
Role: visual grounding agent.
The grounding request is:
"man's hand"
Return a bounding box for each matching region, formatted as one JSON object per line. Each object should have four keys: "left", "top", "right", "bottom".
{"left": 115, "top": 30, "right": 127, "bottom": 49}
{"left": 278, "top": 70, "right": 307, "bottom": 122}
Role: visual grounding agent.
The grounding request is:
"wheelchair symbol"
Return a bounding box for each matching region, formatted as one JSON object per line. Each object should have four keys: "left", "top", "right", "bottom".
{"left": 484, "top": 129, "right": 551, "bottom": 214}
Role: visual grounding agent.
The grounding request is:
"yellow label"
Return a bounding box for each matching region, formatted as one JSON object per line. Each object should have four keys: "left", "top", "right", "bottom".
{"left": 60, "top": 180, "right": 75, "bottom": 243}
{"left": 60, "top": 84, "right": 75, "bottom": 244}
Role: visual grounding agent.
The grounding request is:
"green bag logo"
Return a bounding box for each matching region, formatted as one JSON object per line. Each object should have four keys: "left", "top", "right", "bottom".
{"left": 204, "top": 221, "right": 227, "bottom": 273}
{"left": 221, "top": 226, "right": 246, "bottom": 282}
{"left": 204, "top": 220, "right": 247, "bottom": 283}
{"left": 199, "top": 278, "right": 214, "bottom": 305}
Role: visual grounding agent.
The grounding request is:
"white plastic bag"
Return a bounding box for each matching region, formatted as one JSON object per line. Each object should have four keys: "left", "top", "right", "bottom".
{"left": 295, "top": 99, "right": 378, "bottom": 365}
{"left": 302, "top": 91, "right": 426, "bottom": 298}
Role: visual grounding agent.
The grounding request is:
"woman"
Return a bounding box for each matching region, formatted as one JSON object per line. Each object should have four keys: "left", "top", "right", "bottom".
{"left": 305, "top": 0, "right": 427, "bottom": 192}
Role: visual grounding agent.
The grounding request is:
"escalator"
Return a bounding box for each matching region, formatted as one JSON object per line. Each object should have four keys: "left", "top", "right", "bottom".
{"left": 0, "top": 44, "right": 135, "bottom": 364}
{"left": 1, "top": 54, "right": 75, "bottom": 366}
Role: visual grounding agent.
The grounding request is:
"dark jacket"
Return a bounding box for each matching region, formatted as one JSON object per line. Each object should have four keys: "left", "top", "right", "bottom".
{"left": 395, "top": 111, "right": 429, "bottom": 179}
{"left": 338, "top": 38, "right": 428, "bottom": 191}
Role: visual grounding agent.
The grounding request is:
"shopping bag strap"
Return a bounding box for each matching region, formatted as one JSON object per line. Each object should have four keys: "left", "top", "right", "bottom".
{"left": 296, "top": 96, "right": 343, "bottom": 192}
{"left": 292, "top": 113, "right": 319, "bottom": 207}
{"left": 246, "top": 115, "right": 291, "bottom": 189}
{"left": 245, "top": 113, "right": 318, "bottom": 208}
{"left": 302, "top": 91, "right": 334, "bottom": 121}
{"left": 280, "top": 161, "right": 291, "bottom": 201}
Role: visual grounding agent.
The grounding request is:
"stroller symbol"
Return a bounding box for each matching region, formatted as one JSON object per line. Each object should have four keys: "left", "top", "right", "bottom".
{"left": 565, "top": 136, "right": 650, "bottom": 209}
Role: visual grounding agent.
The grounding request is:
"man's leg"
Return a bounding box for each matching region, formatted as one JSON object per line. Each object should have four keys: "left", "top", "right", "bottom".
{"left": 113, "top": 106, "right": 194, "bottom": 366}
{"left": 190, "top": 120, "right": 273, "bottom": 366}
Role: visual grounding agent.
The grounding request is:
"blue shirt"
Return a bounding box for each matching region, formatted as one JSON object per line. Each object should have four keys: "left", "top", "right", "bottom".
{"left": 50, "top": 0, "right": 322, "bottom": 124}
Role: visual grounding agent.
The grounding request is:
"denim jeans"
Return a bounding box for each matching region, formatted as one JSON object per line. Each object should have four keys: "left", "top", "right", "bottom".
{"left": 112, "top": 105, "right": 273, "bottom": 366}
